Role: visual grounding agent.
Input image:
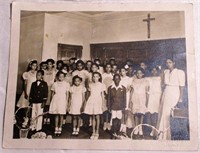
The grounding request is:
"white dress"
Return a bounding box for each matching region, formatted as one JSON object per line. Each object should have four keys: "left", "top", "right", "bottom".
{"left": 17, "top": 71, "right": 37, "bottom": 108}
{"left": 130, "top": 78, "right": 149, "bottom": 114}
{"left": 121, "top": 76, "right": 132, "bottom": 109}
{"left": 102, "top": 73, "right": 113, "bottom": 92}
{"left": 84, "top": 82, "right": 105, "bottom": 115}
{"left": 43, "top": 69, "right": 56, "bottom": 105}
{"left": 49, "top": 81, "right": 70, "bottom": 114}
{"left": 158, "top": 68, "right": 185, "bottom": 140}
{"left": 146, "top": 76, "right": 162, "bottom": 113}
{"left": 69, "top": 85, "right": 86, "bottom": 115}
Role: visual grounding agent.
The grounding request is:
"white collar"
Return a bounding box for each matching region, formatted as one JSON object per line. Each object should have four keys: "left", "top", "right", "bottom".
{"left": 111, "top": 83, "right": 123, "bottom": 90}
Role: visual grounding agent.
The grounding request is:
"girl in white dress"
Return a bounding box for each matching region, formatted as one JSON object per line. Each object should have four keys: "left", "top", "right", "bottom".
{"left": 68, "top": 75, "right": 86, "bottom": 136}
{"left": 17, "top": 60, "right": 38, "bottom": 108}
{"left": 102, "top": 63, "right": 113, "bottom": 131}
{"left": 43, "top": 59, "right": 56, "bottom": 124}
{"left": 146, "top": 67, "right": 162, "bottom": 137}
{"left": 129, "top": 68, "right": 149, "bottom": 135}
{"left": 49, "top": 71, "right": 70, "bottom": 136}
{"left": 72, "top": 60, "right": 89, "bottom": 86}
{"left": 119, "top": 66, "right": 132, "bottom": 133}
{"left": 83, "top": 72, "right": 106, "bottom": 139}
{"left": 86, "top": 63, "right": 101, "bottom": 126}
{"left": 158, "top": 58, "right": 185, "bottom": 140}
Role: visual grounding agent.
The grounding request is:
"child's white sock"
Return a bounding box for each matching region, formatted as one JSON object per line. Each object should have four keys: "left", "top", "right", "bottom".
{"left": 76, "top": 128, "right": 80, "bottom": 132}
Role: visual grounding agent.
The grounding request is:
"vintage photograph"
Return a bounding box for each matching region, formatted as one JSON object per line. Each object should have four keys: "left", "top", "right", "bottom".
{"left": 3, "top": 2, "right": 198, "bottom": 150}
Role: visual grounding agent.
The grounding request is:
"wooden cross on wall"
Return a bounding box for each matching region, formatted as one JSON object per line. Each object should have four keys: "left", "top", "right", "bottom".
{"left": 143, "top": 13, "right": 155, "bottom": 39}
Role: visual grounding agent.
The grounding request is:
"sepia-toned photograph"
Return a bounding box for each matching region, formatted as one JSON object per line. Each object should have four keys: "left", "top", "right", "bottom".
{"left": 3, "top": 2, "right": 198, "bottom": 150}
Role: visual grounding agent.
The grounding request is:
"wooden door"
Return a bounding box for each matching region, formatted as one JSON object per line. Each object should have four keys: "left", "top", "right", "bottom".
{"left": 57, "top": 43, "right": 83, "bottom": 63}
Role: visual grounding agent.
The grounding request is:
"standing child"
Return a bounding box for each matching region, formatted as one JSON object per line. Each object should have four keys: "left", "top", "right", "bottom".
{"left": 146, "top": 66, "right": 162, "bottom": 137}
{"left": 129, "top": 68, "right": 149, "bottom": 136}
{"left": 86, "top": 63, "right": 101, "bottom": 127}
{"left": 83, "top": 72, "right": 105, "bottom": 139}
{"left": 56, "top": 60, "right": 64, "bottom": 73}
{"left": 85, "top": 60, "right": 93, "bottom": 73}
{"left": 43, "top": 59, "right": 56, "bottom": 124}
{"left": 68, "top": 75, "right": 86, "bottom": 136}
{"left": 88, "top": 63, "right": 101, "bottom": 85}
{"left": 119, "top": 66, "right": 132, "bottom": 133}
{"left": 39, "top": 61, "right": 47, "bottom": 71}
{"left": 102, "top": 63, "right": 113, "bottom": 131}
{"left": 72, "top": 60, "right": 89, "bottom": 86}
{"left": 94, "top": 58, "right": 104, "bottom": 74}
{"left": 29, "top": 70, "right": 48, "bottom": 131}
{"left": 111, "top": 64, "right": 119, "bottom": 75}
{"left": 17, "top": 60, "right": 38, "bottom": 108}
{"left": 62, "top": 64, "right": 72, "bottom": 86}
{"left": 72, "top": 60, "right": 89, "bottom": 127}
{"left": 107, "top": 74, "right": 126, "bottom": 137}
{"left": 49, "top": 71, "right": 70, "bottom": 136}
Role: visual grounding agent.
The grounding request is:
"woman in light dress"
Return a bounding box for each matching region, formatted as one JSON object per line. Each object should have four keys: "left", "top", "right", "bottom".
{"left": 157, "top": 58, "right": 185, "bottom": 140}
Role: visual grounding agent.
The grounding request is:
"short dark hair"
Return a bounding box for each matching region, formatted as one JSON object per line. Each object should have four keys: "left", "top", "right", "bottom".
{"left": 92, "top": 72, "right": 102, "bottom": 82}
{"left": 26, "top": 60, "right": 38, "bottom": 71}
{"left": 113, "top": 73, "right": 121, "bottom": 80}
{"left": 56, "top": 60, "right": 64, "bottom": 65}
{"left": 136, "top": 68, "right": 145, "bottom": 75}
{"left": 91, "top": 63, "right": 99, "bottom": 69}
{"left": 56, "top": 70, "right": 66, "bottom": 78}
{"left": 37, "top": 70, "right": 44, "bottom": 76}
{"left": 62, "top": 64, "right": 69, "bottom": 72}
{"left": 86, "top": 60, "right": 93, "bottom": 65}
{"left": 39, "top": 61, "right": 47, "bottom": 67}
{"left": 76, "top": 60, "right": 85, "bottom": 68}
{"left": 46, "top": 58, "right": 55, "bottom": 64}
{"left": 72, "top": 75, "right": 83, "bottom": 85}
{"left": 94, "top": 58, "right": 101, "bottom": 63}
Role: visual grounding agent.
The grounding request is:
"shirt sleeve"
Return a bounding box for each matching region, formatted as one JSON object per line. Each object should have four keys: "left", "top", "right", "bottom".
{"left": 178, "top": 70, "right": 185, "bottom": 86}
{"left": 22, "top": 72, "right": 28, "bottom": 80}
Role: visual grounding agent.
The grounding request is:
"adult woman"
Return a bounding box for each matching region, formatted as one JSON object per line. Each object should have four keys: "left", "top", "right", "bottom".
{"left": 158, "top": 58, "right": 185, "bottom": 140}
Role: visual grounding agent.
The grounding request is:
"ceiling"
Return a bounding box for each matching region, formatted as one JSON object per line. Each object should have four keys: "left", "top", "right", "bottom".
{"left": 20, "top": 11, "right": 64, "bottom": 18}
{"left": 79, "top": 11, "right": 110, "bottom": 15}
{"left": 20, "top": 11, "right": 112, "bottom": 18}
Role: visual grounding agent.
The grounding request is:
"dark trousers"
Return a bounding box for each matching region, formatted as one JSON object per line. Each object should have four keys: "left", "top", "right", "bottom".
{"left": 112, "top": 118, "right": 121, "bottom": 135}
{"left": 103, "top": 110, "right": 112, "bottom": 122}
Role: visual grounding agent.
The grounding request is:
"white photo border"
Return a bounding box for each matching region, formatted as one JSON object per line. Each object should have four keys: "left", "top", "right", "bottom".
{"left": 3, "top": 2, "right": 198, "bottom": 150}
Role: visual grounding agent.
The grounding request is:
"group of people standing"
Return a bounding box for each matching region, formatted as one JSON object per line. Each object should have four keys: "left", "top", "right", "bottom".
{"left": 16, "top": 56, "right": 185, "bottom": 140}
